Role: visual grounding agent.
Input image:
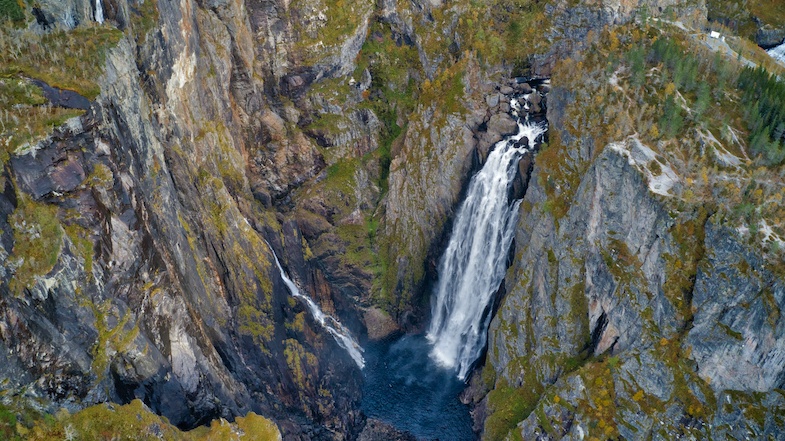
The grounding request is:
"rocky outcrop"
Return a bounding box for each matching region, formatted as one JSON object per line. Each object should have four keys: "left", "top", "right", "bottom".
{"left": 479, "top": 108, "right": 785, "bottom": 439}
{"left": 686, "top": 222, "right": 785, "bottom": 393}
{"left": 757, "top": 27, "right": 785, "bottom": 49}
{"left": 478, "top": 11, "right": 785, "bottom": 435}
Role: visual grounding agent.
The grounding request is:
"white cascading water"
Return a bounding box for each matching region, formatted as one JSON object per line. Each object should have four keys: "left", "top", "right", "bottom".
{"left": 95, "top": 0, "right": 104, "bottom": 24}
{"left": 427, "top": 119, "right": 547, "bottom": 380}
{"left": 769, "top": 41, "right": 785, "bottom": 66}
{"left": 269, "top": 247, "right": 365, "bottom": 369}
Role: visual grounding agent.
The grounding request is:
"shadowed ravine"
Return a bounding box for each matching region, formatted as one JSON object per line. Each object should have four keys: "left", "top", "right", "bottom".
{"left": 361, "top": 97, "right": 548, "bottom": 440}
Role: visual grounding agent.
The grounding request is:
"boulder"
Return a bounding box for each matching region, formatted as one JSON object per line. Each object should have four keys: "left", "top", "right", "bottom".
{"left": 486, "top": 113, "right": 518, "bottom": 137}
{"left": 485, "top": 93, "right": 500, "bottom": 108}
{"left": 516, "top": 82, "right": 533, "bottom": 94}
{"left": 756, "top": 27, "right": 785, "bottom": 49}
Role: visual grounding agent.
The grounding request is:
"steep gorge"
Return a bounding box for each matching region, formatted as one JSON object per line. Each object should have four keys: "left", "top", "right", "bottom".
{"left": 1, "top": 0, "right": 785, "bottom": 440}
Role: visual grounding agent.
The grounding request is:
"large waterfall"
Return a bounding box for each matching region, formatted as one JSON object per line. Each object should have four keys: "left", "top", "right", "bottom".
{"left": 427, "top": 120, "right": 547, "bottom": 380}
{"left": 269, "top": 247, "right": 365, "bottom": 368}
{"left": 94, "top": 0, "right": 104, "bottom": 24}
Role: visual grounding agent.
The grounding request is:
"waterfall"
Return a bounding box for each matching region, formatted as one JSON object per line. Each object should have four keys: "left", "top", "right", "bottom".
{"left": 769, "top": 41, "right": 785, "bottom": 66}
{"left": 269, "top": 246, "right": 365, "bottom": 369}
{"left": 427, "top": 119, "right": 547, "bottom": 380}
{"left": 95, "top": 0, "right": 104, "bottom": 24}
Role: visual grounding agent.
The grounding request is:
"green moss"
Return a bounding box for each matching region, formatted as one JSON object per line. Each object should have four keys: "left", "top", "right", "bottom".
{"left": 420, "top": 60, "right": 467, "bottom": 118}
{"left": 64, "top": 222, "right": 94, "bottom": 277}
{"left": 19, "top": 399, "right": 280, "bottom": 440}
{"left": 305, "top": 113, "right": 350, "bottom": 135}
{"left": 290, "top": 0, "right": 372, "bottom": 64}
{"left": 454, "top": 0, "right": 548, "bottom": 68}
{"left": 660, "top": 338, "right": 716, "bottom": 421}
{"left": 177, "top": 212, "right": 212, "bottom": 290}
{"left": 568, "top": 280, "right": 590, "bottom": 340}
{"left": 283, "top": 338, "right": 318, "bottom": 393}
{"left": 9, "top": 195, "right": 64, "bottom": 295}
{"left": 484, "top": 376, "right": 542, "bottom": 441}
{"left": 0, "top": 76, "right": 83, "bottom": 161}
{"left": 0, "top": 402, "right": 19, "bottom": 441}
{"left": 574, "top": 361, "right": 620, "bottom": 439}
{"left": 717, "top": 322, "right": 743, "bottom": 340}
{"left": 535, "top": 405, "right": 557, "bottom": 436}
{"left": 89, "top": 301, "right": 139, "bottom": 377}
{"left": 0, "top": 77, "right": 46, "bottom": 107}
{"left": 238, "top": 304, "right": 275, "bottom": 348}
{"left": 85, "top": 163, "right": 114, "bottom": 190}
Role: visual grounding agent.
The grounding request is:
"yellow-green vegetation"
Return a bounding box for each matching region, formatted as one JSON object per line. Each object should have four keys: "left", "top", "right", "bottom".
{"left": 177, "top": 155, "right": 276, "bottom": 351}
{"left": 484, "top": 374, "right": 543, "bottom": 441}
{"left": 294, "top": 155, "right": 380, "bottom": 288}
{"left": 283, "top": 338, "right": 318, "bottom": 410}
{"left": 0, "top": 22, "right": 122, "bottom": 159}
{"left": 88, "top": 301, "right": 139, "bottom": 377}
{"left": 0, "top": 25, "right": 123, "bottom": 98}
{"left": 130, "top": 0, "right": 160, "bottom": 44}
{"left": 0, "top": 400, "right": 19, "bottom": 441}
{"left": 419, "top": 60, "right": 469, "bottom": 119}
{"left": 64, "top": 222, "right": 95, "bottom": 277}
{"left": 658, "top": 339, "right": 716, "bottom": 422}
{"left": 84, "top": 163, "right": 114, "bottom": 190}
{"left": 413, "top": 0, "right": 547, "bottom": 73}
{"left": 8, "top": 195, "right": 63, "bottom": 294}
{"left": 663, "top": 207, "right": 708, "bottom": 322}
{"left": 290, "top": 0, "right": 373, "bottom": 64}
{"left": 539, "top": 19, "right": 785, "bottom": 254}
{"left": 0, "top": 77, "right": 83, "bottom": 162}
{"left": 725, "top": 35, "right": 785, "bottom": 77}
{"left": 454, "top": 0, "right": 548, "bottom": 69}
{"left": 353, "top": 20, "right": 418, "bottom": 192}
{"left": 193, "top": 121, "right": 247, "bottom": 196}
{"left": 2, "top": 399, "right": 280, "bottom": 441}
{"left": 574, "top": 362, "right": 619, "bottom": 440}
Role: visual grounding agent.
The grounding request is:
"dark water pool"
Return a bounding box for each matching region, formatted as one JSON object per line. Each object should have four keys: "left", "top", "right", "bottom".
{"left": 361, "top": 335, "right": 475, "bottom": 441}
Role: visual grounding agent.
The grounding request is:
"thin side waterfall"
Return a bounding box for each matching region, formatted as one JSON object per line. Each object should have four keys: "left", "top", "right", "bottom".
{"left": 769, "top": 41, "right": 785, "bottom": 66}
{"left": 427, "top": 120, "right": 547, "bottom": 380}
{"left": 95, "top": 0, "right": 104, "bottom": 24}
{"left": 269, "top": 247, "right": 365, "bottom": 369}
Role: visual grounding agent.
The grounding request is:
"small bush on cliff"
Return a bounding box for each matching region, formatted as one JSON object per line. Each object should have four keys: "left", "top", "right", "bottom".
{"left": 0, "top": 0, "right": 23, "bottom": 22}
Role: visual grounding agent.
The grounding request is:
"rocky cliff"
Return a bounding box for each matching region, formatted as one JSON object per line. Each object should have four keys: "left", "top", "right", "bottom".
{"left": 470, "top": 2, "right": 785, "bottom": 440}
{"left": 1, "top": 0, "right": 785, "bottom": 439}
{"left": 1, "top": 0, "right": 376, "bottom": 437}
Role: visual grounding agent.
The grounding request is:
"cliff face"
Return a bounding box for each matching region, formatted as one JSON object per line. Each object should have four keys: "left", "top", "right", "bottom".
{"left": 3, "top": 0, "right": 785, "bottom": 439}
{"left": 0, "top": 0, "right": 377, "bottom": 437}
{"left": 473, "top": 1, "right": 785, "bottom": 439}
